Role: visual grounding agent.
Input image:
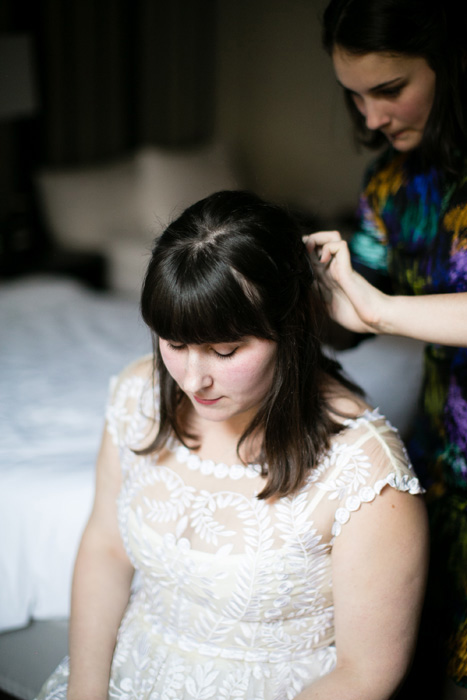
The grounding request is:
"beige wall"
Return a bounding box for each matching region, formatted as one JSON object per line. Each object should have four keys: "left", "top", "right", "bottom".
{"left": 216, "top": 0, "right": 373, "bottom": 223}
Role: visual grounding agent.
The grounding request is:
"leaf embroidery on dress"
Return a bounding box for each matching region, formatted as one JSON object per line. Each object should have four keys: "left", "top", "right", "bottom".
{"left": 31, "top": 373, "right": 424, "bottom": 700}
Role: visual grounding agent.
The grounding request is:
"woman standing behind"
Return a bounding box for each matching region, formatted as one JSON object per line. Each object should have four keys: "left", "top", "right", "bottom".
{"left": 306, "top": 0, "right": 467, "bottom": 697}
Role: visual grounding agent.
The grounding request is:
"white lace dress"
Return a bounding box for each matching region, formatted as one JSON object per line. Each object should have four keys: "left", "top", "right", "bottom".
{"left": 36, "top": 357, "right": 424, "bottom": 700}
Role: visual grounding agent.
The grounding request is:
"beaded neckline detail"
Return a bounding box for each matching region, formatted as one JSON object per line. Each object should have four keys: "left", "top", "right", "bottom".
{"left": 173, "top": 443, "right": 262, "bottom": 480}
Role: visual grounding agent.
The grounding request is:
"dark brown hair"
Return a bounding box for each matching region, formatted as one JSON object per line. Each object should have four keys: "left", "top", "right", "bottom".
{"left": 140, "top": 190, "right": 361, "bottom": 499}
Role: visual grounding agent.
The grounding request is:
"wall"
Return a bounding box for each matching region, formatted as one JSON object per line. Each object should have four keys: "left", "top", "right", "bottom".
{"left": 216, "top": 0, "right": 373, "bottom": 224}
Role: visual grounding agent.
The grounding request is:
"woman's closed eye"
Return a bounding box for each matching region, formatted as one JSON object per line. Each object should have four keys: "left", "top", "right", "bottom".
{"left": 166, "top": 342, "right": 186, "bottom": 352}
{"left": 376, "top": 83, "right": 405, "bottom": 98}
{"left": 165, "top": 341, "right": 239, "bottom": 359}
{"left": 348, "top": 82, "right": 405, "bottom": 103}
{"left": 213, "top": 346, "right": 238, "bottom": 359}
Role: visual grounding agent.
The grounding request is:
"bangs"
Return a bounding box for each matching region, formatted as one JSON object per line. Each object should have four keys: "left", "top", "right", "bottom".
{"left": 143, "top": 252, "right": 276, "bottom": 345}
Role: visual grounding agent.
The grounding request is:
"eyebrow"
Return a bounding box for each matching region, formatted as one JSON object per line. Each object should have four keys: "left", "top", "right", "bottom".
{"left": 338, "top": 76, "right": 405, "bottom": 94}
{"left": 369, "top": 77, "right": 405, "bottom": 93}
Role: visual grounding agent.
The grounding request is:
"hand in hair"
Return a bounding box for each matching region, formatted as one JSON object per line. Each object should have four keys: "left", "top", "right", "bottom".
{"left": 305, "top": 230, "right": 467, "bottom": 346}
{"left": 304, "top": 231, "right": 388, "bottom": 335}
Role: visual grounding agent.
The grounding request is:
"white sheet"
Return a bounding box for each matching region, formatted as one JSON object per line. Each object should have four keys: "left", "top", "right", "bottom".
{"left": 334, "top": 334, "right": 425, "bottom": 439}
{"left": 1, "top": 276, "right": 150, "bottom": 632}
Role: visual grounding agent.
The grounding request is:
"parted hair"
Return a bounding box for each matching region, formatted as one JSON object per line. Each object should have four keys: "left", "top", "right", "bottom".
{"left": 322, "top": 0, "right": 467, "bottom": 174}
{"left": 140, "top": 190, "right": 361, "bottom": 500}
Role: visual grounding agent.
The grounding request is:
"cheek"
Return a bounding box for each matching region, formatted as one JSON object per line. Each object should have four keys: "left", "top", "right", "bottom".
{"left": 228, "top": 354, "right": 275, "bottom": 396}
{"left": 221, "top": 364, "right": 257, "bottom": 390}
{"left": 400, "top": 84, "right": 435, "bottom": 126}
{"left": 159, "top": 346, "right": 182, "bottom": 381}
{"left": 401, "top": 99, "right": 430, "bottom": 124}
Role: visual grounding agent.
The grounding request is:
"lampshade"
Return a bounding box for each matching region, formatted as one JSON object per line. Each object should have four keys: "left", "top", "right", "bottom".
{"left": 0, "top": 34, "right": 37, "bottom": 121}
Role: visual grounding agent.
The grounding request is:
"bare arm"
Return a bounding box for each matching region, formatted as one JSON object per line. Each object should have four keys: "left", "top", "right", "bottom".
{"left": 305, "top": 231, "right": 467, "bottom": 346}
{"left": 67, "top": 426, "right": 134, "bottom": 700}
{"left": 296, "top": 487, "right": 429, "bottom": 700}
{"left": 376, "top": 292, "right": 467, "bottom": 345}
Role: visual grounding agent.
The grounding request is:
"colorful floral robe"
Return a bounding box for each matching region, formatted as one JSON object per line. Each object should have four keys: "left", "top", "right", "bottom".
{"left": 350, "top": 148, "right": 467, "bottom": 686}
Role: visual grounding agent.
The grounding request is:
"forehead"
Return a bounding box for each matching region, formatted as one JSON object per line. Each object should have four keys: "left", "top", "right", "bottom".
{"left": 332, "top": 48, "right": 430, "bottom": 92}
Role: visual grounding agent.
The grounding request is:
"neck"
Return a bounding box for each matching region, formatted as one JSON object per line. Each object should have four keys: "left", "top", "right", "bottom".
{"left": 184, "top": 407, "right": 262, "bottom": 466}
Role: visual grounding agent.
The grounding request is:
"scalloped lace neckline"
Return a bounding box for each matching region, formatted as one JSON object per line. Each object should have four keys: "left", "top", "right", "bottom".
{"left": 168, "top": 408, "right": 384, "bottom": 481}
{"left": 171, "top": 442, "right": 263, "bottom": 480}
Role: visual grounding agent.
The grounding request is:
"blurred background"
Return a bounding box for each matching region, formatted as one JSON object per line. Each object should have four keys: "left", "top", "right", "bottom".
{"left": 0, "top": 0, "right": 373, "bottom": 295}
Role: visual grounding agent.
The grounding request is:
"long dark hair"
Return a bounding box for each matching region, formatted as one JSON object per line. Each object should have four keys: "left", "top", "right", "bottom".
{"left": 322, "top": 0, "right": 467, "bottom": 173}
{"left": 140, "top": 190, "right": 362, "bottom": 500}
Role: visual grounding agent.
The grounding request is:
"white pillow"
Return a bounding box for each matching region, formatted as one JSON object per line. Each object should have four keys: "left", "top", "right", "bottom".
{"left": 107, "top": 238, "right": 152, "bottom": 298}
{"left": 135, "top": 142, "right": 240, "bottom": 241}
{"left": 35, "top": 143, "right": 240, "bottom": 256}
{"left": 35, "top": 155, "right": 140, "bottom": 252}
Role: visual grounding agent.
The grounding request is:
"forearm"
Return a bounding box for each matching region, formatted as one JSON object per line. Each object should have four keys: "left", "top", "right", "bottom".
{"left": 295, "top": 662, "right": 400, "bottom": 700}
{"left": 376, "top": 292, "right": 467, "bottom": 345}
{"left": 308, "top": 233, "right": 467, "bottom": 346}
{"left": 67, "top": 536, "right": 134, "bottom": 700}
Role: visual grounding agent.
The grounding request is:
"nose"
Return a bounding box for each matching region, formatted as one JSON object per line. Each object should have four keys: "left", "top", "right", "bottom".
{"left": 361, "top": 98, "right": 391, "bottom": 131}
{"left": 183, "top": 348, "right": 213, "bottom": 394}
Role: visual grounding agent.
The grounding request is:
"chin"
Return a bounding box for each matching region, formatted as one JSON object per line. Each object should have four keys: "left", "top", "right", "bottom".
{"left": 391, "top": 133, "right": 423, "bottom": 153}
{"left": 395, "top": 143, "right": 420, "bottom": 153}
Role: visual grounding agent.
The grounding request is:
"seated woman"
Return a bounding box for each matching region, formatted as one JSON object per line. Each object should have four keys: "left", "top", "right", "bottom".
{"left": 36, "top": 190, "right": 428, "bottom": 700}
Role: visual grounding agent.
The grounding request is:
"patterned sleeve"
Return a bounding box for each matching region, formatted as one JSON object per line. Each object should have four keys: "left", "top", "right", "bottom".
{"left": 316, "top": 410, "right": 425, "bottom": 539}
{"left": 441, "top": 168, "right": 467, "bottom": 293}
{"left": 351, "top": 193, "right": 389, "bottom": 273}
{"left": 349, "top": 151, "right": 393, "bottom": 288}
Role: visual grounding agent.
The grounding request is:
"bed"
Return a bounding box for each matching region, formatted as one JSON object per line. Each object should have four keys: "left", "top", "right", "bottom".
{"left": 0, "top": 275, "right": 151, "bottom": 699}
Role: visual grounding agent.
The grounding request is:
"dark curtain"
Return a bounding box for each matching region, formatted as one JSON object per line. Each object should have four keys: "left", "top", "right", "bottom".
{"left": 35, "top": 0, "right": 218, "bottom": 166}
{"left": 0, "top": 0, "right": 217, "bottom": 276}
{"left": 4, "top": 0, "right": 217, "bottom": 171}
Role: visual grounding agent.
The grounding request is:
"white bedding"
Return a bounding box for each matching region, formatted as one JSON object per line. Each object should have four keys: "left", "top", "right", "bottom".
{"left": 1, "top": 276, "right": 150, "bottom": 633}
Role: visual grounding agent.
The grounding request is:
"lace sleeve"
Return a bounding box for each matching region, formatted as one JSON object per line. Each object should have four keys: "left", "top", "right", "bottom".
{"left": 316, "top": 410, "right": 425, "bottom": 538}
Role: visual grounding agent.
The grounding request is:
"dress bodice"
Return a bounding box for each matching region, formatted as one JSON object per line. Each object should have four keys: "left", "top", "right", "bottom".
{"left": 35, "top": 356, "right": 424, "bottom": 700}
{"left": 102, "top": 356, "right": 423, "bottom": 699}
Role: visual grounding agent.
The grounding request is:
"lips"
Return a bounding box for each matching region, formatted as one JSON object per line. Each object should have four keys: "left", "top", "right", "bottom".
{"left": 387, "top": 128, "right": 406, "bottom": 141}
{"left": 194, "top": 395, "right": 221, "bottom": 406}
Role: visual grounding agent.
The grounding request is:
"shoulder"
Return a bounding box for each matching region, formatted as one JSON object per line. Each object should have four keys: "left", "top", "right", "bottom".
{"left": 325, "top": 383, "right": 416, "bottom": 484}
{"left": 108, "top": 353, "right": 154, "bottom": 402}
{"left": 325, "top": 377, "right": 372, "bottom": 423}
{"left": 327, "top": 386, "right": 371, "bottom": 421}
{"left": 106, "top": 353, "right": 158, "bottom": 447}
{"left": 362, "top": 147, "right": 405, "bottom": 187}
{"left": 440, "top": 156, "right": 467, "bottom": 255}
{"left": 111, "top": 353, "right": 154, "bottom": 384}
{"left": 332, "top": 407, "right": 411, "bottom": 481}
{"left": 445, "top": 155, "right": 467, "bottom": 202}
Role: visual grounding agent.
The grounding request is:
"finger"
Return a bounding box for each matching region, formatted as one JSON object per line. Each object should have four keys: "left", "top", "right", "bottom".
{"left": 303, "top": 236, "right": 316, "bottom": 252}
{"left": 318, "top": 239, "right": 350, "bottom": 264}
{"left": 304, "top": 231, "right": 342, "bottom": 248}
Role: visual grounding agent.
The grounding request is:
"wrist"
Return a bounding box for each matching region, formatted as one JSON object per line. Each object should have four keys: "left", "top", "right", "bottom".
{"left": 68, "top": 688, "right": 108, "bottom": 700}
{"left": 371, "top": 292, "right": 396, "bottom": 335}
{"left": 68, "top": 673, "right": 109, "bottom": 700}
